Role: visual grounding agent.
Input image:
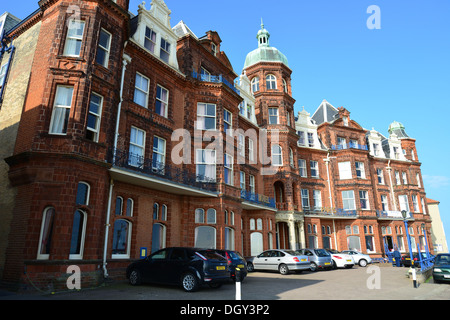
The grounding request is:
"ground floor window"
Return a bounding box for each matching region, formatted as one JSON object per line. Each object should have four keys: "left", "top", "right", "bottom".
{"left": 322, "top": 236, "right": 331, "bottom": 249}
{"left": 365, "top": 235, "right": 375, "bottom": 253}
{"left": 224, "top": 227, "right": 234, "bottom": 250}
{"left": 195, "top": 226, "right": 216, "bottom": 249}
{"left": 151, "top": 223, "right": 166, "bottom": 253}
{"left": 250, "top": 232, "right": 263, "bottom": 256}
{"left": 69, "top": 210, "right": 87, "bottom": 259}
{"left": 112, "top": 219, "right": 131, "bottom": 258}
{"left": 347, "top": 235, "right": 361, "bottom": 251}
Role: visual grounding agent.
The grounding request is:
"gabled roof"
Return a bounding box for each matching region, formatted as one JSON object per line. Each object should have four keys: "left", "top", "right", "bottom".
{"left": 173, "top": 20, "right": 198, "bottom": 40}
{"left": 311, "top": 99, "right": 339, "bottom": 125}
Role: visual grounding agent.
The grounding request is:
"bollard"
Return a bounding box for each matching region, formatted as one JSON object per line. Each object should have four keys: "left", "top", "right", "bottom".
{"left": 411, "top": 267, "right": 418, "bottom": 288}
{"left": 235, "top": 268, "right": 241, "bottom": 300}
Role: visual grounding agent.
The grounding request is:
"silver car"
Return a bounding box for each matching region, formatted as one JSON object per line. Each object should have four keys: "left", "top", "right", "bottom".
{"left": 297, "top": 248, "right": 333, "bottom": 271}
{"left": 247, "top": 249, "right": 310, "bottom": 275}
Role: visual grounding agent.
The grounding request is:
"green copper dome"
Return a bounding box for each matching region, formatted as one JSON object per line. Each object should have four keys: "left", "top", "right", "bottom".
{"left": 388, "top": 121, "right": 410, "bottom": 138}
{"left": 244, "top": 20, "right": 289, "bottom": 69}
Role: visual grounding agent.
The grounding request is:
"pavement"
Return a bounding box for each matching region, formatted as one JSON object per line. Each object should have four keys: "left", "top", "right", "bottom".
{"left": 1, "top": 263, "right": 449, "bottom": 301}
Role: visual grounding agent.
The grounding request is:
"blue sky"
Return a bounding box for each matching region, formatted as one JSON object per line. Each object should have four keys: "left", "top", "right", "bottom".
{"left": 3, "top": 0, "right": 450, "bottom": 251}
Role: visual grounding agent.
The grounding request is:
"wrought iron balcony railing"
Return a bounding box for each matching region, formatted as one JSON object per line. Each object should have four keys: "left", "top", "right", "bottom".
{"left": 109, "top": 148, "right": 217, "bottom": 193}
{"left": 191, "top": 71, "right": 240, "bottom": 95}
{"left": 240, "top": 189, "right": 276, "bottom": 209}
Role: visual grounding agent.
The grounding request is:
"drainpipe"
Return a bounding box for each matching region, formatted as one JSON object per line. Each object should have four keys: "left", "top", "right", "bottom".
{"left": 103, "top": 46, "right": 130, "bottom": 278}
{"left": 0, "top": 38, "right": 15, "bottom": 104}
{"left": 324, "top": 152, "right": 338, "bottom": 250}
{"left": 386, "top": 160, "right": 397, "bottom": 211}
{"left": 103, "top": 179, "right": 114, "bottom": 278}
{"left": 113, "top": 45, "right": 131, "bottom": 162}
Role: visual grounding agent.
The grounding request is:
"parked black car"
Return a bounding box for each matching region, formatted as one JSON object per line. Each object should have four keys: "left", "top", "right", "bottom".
{"left": 126, "top": 247, "right": 230, "bottom": 292}
{"left": 401, "top": 252, "right": 434, "bottom": 268}
{"left": 433, "top": 253, "right": 450, "bottom": 283}
{"left": 212, "top": 249, "right": 247, "bottom": 281}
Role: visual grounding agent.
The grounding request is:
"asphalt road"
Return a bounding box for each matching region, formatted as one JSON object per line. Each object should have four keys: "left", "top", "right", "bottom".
{"left": 1, "top": 264, "right": 449, "bottom": 301}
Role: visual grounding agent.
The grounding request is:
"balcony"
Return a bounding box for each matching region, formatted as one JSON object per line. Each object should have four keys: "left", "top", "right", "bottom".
{"left": 331, "top": 142, "right": 368, "bottom": 151}
{"left": 303, "top": 207, "right": 358, "bottom": 219}
{"left": 240, "top": 189, "right": 277, "bottom": 211}
{"left": 376, "top": 210, "right": 414, "bottom": 220}
{"left": 191, "top": 71, "right": 240, "bottom": 95}
{"left": 108, "top": 149, "right": 218, "bottom": 197}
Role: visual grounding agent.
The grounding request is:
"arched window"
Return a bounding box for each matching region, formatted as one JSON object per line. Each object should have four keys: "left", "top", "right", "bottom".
{"left": 250, "top": 232, "right": 263, "bottom": 256}
{"left": 153, "top": 203, "right": 159, "bottom": 220}
{"left": 250, "top": 218, "right": 256, "bottom": 230}
{"left": 195, "top": 208, "right": 205, "bottom": 223}
{"left": 151, "top": 223, "right": 166, "bottom": 253}
{"left": 266, "top": 74, "right": 277, "bottom": 90}
{"left": 272, "top": 144, "right": 283, "bottom": 166}
{"left": 195, "top": 226, "right": 216, "bottom": 249}
{"left": 115, "top": 196, "right": 123, "bottom": 215}
{"left": 256, "top": 218, "right": 263, "bottom": 230}
{"left": 161, "top": 204, "right": 167, "bottom": 221}
{"left": 112, "top": 219, "right": 131, "bottom": 258}
{"left": 251, "top": 77, "right": 259, "bottom": 93}
{"left": 206, "top": 208, "right": 216, "bottom": 224}
{"left": 76, "top": 182, "right": 90, "bottom": 205}
{"left": 37, "top": 207, "right": 56, "bottom": 260}
{"left": 224, "top": 227, "right": 234, "bottom": 250}
{"left": 126, "top": 198, "right": 134, "bottom": 217}
{"left": 283, "top": 79, "right": 288, "bottom": 93}
{"left": 69, "top": 209, "right": 87, "bottom": 260}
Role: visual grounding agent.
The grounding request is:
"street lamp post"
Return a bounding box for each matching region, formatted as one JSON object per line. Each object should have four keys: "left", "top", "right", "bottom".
{"left": 402, "top": 210, "right": 417, "bottom": 288}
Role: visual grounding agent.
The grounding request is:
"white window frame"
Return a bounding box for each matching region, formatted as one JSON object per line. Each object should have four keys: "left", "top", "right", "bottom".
{"left": 160, "top": 38, "right": 171, "bottom": 63}
{"left": 196, "top": 149, "right": 216, "bottom": 182}
{"left": 144, "top": 26, "right": 157, "bottom": 53}
{"left": 224, "top": 109, "right": 232, "bottom": 135}
{"left": 298, "top": 159, "right": 307, "bottom": 177}
{"left": 251, "top": 77, "right": 259, "bottom": 93}
{"left": 272, "top": 144, "right": 283, "bottom": 166}
{"left": 224, "top": 153, "right": 233, "bottom": 186}
{"left": 355, "top": 161, "right": 365, "bottom": 179}
{"left": 63, "top": 20, "right": 85, "bottom": 57}
{"left": 129, "top": 126, "right": 146, "bottom": 168}
{"left": 197, "top": 103, "right": 216, "bottom": 130}
{"left": 342, "top": 190, "right": 356, "bottom": 211}
{"left": 301, "top": 189, "right": 310, "bottom": 210}
{"left": 310, "top": 160, "right": 319, "bottom": 178}
{"left": 152, "top": 136, "right": 166, "bottom": 171}
{"left": 96, "top": 28, "right": 112, "bottom": 68}
{"left": 133, "top": 73, "right": 150, "bottom": 108}
{"left": 359, "top": 190, "right": 370, "bottom": 210}
{"left": 155, "top": 85, "right": 169, "bottom": 118}
{"left": 338, "top": 161, "right": 352, "bottom": 180}
{"left": 266, "top": 74, "right": 277, "bottom": 90}
{"left": 268, "top": 107, "right": 279, "bottom": 124}
{"left": 49, "top": 86, "right": 74, "bottom": 135}
{"left": 86, "top": 92, "right": 103, "bottom": 142}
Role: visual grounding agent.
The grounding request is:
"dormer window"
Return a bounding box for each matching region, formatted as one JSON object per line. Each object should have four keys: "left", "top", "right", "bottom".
{"left": 211, "top": 43, "right": 217, "bottom": 56}
{"left": 343, "top": 116, "right": 349, "bottom": 126}
{"left": 160, "top": 38, "right": 171, "bottom": 63}
{"left": 144, "top": 27, "right": 157, "bottom": 53}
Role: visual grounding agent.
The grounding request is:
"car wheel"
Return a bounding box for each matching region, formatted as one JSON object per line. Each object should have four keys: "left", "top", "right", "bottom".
{"left": 359, "top": 259, "right": 367, "bottom": 267}
{"left": 332, "top": 261, "right": 337, "bottom": 269}
{"left": 181, "top": 273, "right": 199, "bottom": 292}
{"left": 279, "top": 263, "right": 289, "bottom": 275}
{"left": 309, "top": 262, "right": 318, "bottom": 272}
{"left": 128, "top": 269, "right": 142, "bottom": 286}
{"left": 247, "top": 262, "right": 254, "bottom": 272}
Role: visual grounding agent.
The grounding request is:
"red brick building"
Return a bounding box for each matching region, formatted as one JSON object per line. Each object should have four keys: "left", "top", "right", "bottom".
{"left": 0, "top": 0, "right": 432, "bottom": 291}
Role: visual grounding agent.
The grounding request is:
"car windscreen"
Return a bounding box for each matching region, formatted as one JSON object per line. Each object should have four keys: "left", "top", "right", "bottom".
{"left": 197, "top": 251, "right": 227, "bottom": 261}
{"left": 314, "top": 249, "right": 330, "bottom": 257}
{"left": 227, "top": 251, "right": 244, "bottom": 260}
{"left": 435, "top": 254, "right": 450, "bottom": 265}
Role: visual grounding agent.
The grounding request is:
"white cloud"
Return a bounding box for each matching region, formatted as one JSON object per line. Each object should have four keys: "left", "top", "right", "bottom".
{"left": 422, "top": 175, "right": 450, "bottom": 189}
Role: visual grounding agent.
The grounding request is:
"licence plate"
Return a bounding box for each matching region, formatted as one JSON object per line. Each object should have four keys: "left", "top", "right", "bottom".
{"left": 346, "top": 259, "right": 352, "bottom": 262}
{"left": 237, "top": 264, "right": 244, "bottom": 268}
{"left": 325, "top": 262, "right": 331, "bottom": 265}
{"left": 301, "top": 259, "right": 307, "bottom": 262}
{"left": 216, "top": 266, "right": 225, "bottom": 270}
